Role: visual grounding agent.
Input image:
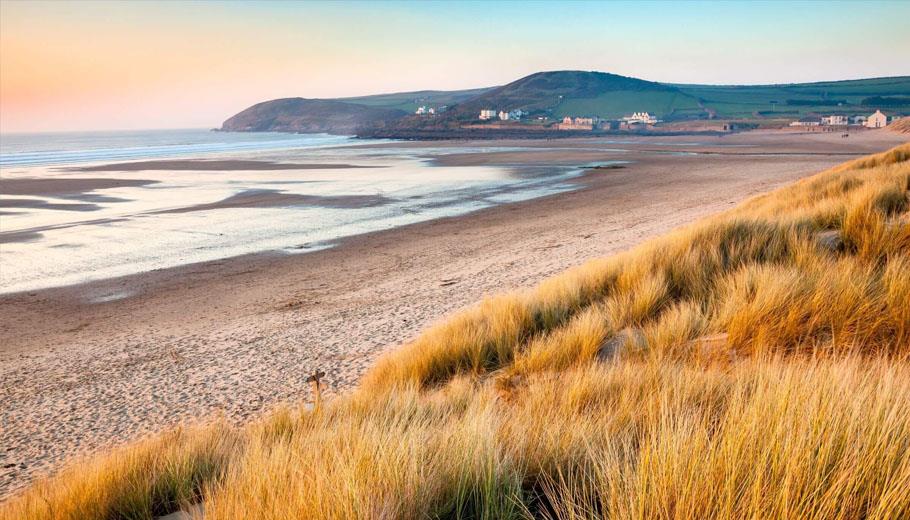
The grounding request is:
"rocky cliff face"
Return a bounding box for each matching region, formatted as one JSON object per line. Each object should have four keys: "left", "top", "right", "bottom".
{"left": 220, "top": 98, "right": 407, "bottom": 134}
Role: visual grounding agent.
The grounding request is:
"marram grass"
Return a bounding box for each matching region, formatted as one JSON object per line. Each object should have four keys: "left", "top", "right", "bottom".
{"left": 3, "top": 144, "right": 909, "bottom": 519}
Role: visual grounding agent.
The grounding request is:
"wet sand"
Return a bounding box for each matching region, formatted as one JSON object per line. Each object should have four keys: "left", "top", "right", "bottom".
{"left": 0, "top": 130, "right": 906, "bottom": 498}
{"left": 0, "top": 177, "right": 157, "bottom": 197}
{"left": 151, "top": 189, "right": 393, "bottom": 214}
{"left": 64, "top": 158, "right": 379, "bottom": 172}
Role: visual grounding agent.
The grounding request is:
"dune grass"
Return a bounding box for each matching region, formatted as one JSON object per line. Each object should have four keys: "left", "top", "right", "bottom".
{"left": 2, "top": 143, "right": 909, "bottom": 519}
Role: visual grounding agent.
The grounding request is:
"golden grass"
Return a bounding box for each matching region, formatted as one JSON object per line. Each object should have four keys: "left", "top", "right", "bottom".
{"left": 3, "top": 143, "right": 909, "bottom": 519}
{"left": 889, "top": 118, "right": 910, "bottom": 134}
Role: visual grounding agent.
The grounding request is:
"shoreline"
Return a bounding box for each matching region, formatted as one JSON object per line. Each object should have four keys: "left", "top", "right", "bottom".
{"left": 1, "top": 131, "right": 906, "bottom": 498}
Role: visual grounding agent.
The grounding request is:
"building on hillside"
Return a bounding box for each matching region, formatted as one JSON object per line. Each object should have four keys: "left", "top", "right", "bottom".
{"left": 851, "top": 115, "right": 867, "bottom": 125}
{"left": 479, "top": 109, "right": 497, "bottom": 120}
{"left": 415, "top": 106, "right": 428, "bottom": 115}
{"left": 622, "top": 112, "right": 658, "bottom": 125}
{"left": 789, "top": 116, "right": 821, "bottom": 127}
{"left": 495, "top": 109, "right": 525, "bottom": 121}
{"left": 865, "top": 110, "right": 888, "bottom": 128}
{"left": 821, "top": 115, "right": 848, "bottom": 126}
{"left": 428, "top": 107, "right": 436, "bottom": 115}
{"left": 556, "top": 116, "right": 598, "bottom": 131}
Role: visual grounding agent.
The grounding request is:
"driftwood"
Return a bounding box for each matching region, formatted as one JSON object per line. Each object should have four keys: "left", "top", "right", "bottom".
{"left": 307, "top": 370, "right": 326, "bottom": 409}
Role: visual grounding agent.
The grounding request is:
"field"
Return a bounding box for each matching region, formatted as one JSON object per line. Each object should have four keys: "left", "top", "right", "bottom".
{"left": 676, "top": 76, "right": 910, "bottom": 118}
{"left": 552, "top": 90, "right": 702, "bottom": 120}
{"left": 2, "top": 144, "right": 909, "bottom": 519}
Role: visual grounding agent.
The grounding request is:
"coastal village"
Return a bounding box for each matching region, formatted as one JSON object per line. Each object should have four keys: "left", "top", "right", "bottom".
{"left": 788, "top": 109, "right": 900, "bottom": 129}
{"left": 411, "top": 102, "right": 904, "bottom": 134}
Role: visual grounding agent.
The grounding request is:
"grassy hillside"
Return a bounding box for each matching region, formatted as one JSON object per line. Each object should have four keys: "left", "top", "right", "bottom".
{"left": 677, "top": 76, "right": 910, "bottom": 118}
{"left": 219, "top": 98, "right": 407, "bottom": 133}
{"left": 341, "top": 74, "right": 910, "bottom": 121}
{"left": 448, "top": 70, "right": 698, "bottom": 119}
{"left": 552, "top": 90, "right": 702, "bottom": 120}
{"left": 3, "top": 145, "right": 909, "bottom": 519}
{"left": 339, "top": 87, "right": 493, "bottom": 113}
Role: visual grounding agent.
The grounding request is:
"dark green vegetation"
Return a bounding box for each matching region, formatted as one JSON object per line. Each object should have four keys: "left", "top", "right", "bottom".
{"left": 338, "top": 87, "right": 492, "bottom": 113}
{"left": 220, "top": 71, "right": 910, "bottom": 135}
{"left": 675, "top": 76, "right": 910, "bottom": 118}
{"left": 219, "top": 98, "right": 408, "bottom": 133}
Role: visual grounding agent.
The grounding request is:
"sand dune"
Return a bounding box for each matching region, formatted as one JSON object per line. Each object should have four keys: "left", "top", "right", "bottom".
{"left": 0, "top": 131, "right": 906, "bottom": 498}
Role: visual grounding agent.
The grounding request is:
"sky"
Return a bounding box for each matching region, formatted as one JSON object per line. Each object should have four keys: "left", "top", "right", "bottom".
{"left": 1, "top": 0, "right": 908, "bottom": 133}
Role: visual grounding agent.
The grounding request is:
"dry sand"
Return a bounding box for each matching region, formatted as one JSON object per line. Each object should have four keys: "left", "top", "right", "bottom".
{"left": 1, "top": 130, "right": 906, "bottom": 498}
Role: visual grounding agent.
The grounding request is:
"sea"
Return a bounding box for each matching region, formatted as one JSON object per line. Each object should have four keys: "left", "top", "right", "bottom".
{"left": 0, "top": 129, "right": 590, "bottom": 294}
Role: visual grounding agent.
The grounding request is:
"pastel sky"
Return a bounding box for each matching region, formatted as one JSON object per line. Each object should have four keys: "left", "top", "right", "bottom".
{"left": 2, "top": 0, "right": 908, "bottom": 133}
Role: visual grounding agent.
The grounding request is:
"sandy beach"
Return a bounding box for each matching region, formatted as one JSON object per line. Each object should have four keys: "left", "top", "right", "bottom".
{"left": 1, "top": 130, "right": 906, "bottom": 498}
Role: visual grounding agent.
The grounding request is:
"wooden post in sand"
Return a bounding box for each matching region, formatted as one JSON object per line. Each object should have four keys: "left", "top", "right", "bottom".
{"left": 307, "top": 370, "right": 326, "bottom": 410}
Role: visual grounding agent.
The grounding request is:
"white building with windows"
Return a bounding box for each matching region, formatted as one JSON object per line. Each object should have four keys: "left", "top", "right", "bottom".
{"left": 865, "top": 110, "right": 888, "bottom": 128}
{"left": 821, "top": 115, "right": 848, "bottom": 126}
{"left": 622, "top": 112, "right": 658, "bottom": 125}
{"left": 415, "top": 106, "right": 428, "bottom": 115}
{"left": 479, "top": 109, "right": 497, "bottom": 120}
{"left": 789, "top": 117, "right": 821, "bottom": 127}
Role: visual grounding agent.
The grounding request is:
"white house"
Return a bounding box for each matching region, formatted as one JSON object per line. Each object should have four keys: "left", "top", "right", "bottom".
{"left": 789, "top": 117, "right": 821, "bottom": 127}
{"left": 865, "top": 110, "right": 888, "bottom": 128}
{"left": 415, "top": 106, "right": 428, "bottom": 115}
{"left": 479, "top": 109, "right": 497, "bottom": 120}
{"left": 622, "top": 112, "right": 658, "bottom": 125}
{"left": 821, "top": 115, "right": 847, "bottom": 126}
{"left": 498, "top": 110, "right": 510, "bottom": 121}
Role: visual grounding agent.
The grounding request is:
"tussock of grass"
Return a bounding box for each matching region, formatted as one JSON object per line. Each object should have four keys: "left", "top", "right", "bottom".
{"left": 2, "top": 144, "right": 909, "bottom": 519}
{"left": 4, "top": 421, "right": 239, "bottom": 520}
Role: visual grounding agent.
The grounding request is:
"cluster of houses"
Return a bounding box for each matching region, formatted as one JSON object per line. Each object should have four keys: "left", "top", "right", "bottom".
{"left": 478, "top": 108, "right": 660, "bottom": 131}
{"left": 557, "top": 116, "right": 600, "bottom": 130}
{"left": 415, "top": 105, "right": 447, "bottom": 116}
{"left": 790, "top": 109, "right": 899, "bottom": 129}
{"left": 622, "top": 112, "right": 660, "bottom": 125}
{"left": 555, "top": 111, "right": 661, "bottom": 130}
{"left": 471, "top": 107, "right": 903, "bottom": 132}
{"left": 478, "top": 108, "right": 526, "bottom": 121}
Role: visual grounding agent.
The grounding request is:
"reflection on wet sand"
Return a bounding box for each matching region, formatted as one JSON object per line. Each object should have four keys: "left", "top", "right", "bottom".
{"left": 63, "top": 159, "right": 382, "bottom": 172}
{"left": 151, "top": 189, "right": 393, "bottom": 214}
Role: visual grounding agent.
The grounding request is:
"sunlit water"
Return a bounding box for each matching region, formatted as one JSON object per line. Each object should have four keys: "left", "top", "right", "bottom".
{"left": 0, "top": 129, "right": 603, "bottom": 294}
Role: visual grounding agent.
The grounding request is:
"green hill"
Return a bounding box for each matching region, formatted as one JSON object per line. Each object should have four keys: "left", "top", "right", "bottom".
{"left": 219, "top": 98, "right": 408, "bottom": 133}
{"left": 676, "top": 76, "right": 910, "bottom": 118}
{"left": 220, "top": 72, "right": 910, "bottom": 134}
{"left": 449, "top": 70, "right": 700, "bottom": 119}
{"left": 338, "top": 87, "right": 493, "bottom": 113}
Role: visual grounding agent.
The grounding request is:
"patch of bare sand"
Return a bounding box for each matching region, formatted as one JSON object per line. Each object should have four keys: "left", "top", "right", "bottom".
{"left": 0, "top": 132, "right": 906, "bottom": 499}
